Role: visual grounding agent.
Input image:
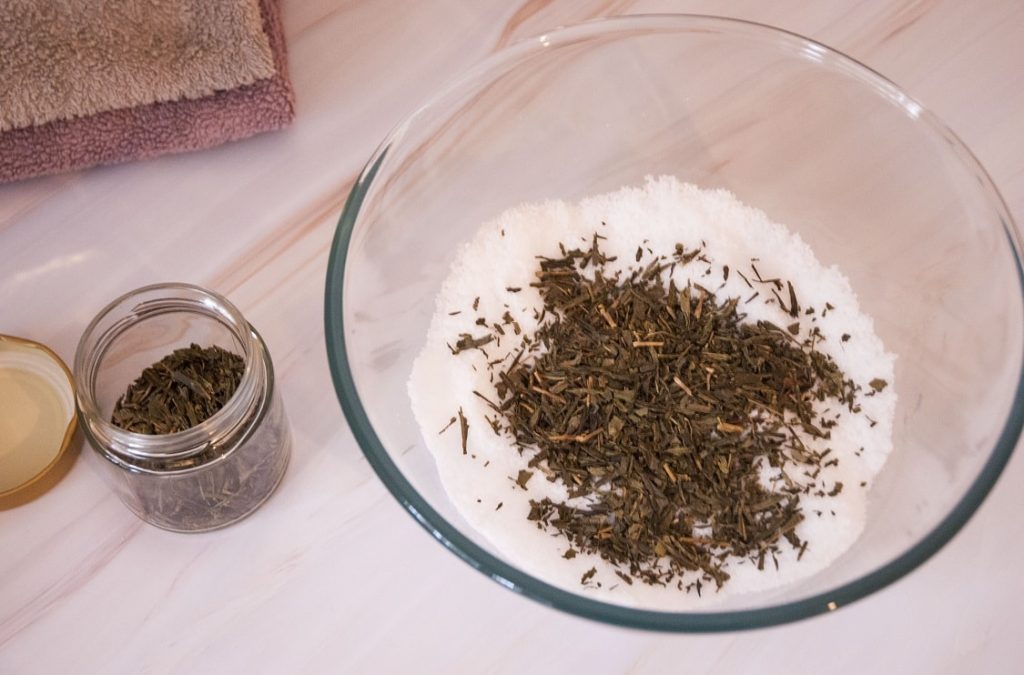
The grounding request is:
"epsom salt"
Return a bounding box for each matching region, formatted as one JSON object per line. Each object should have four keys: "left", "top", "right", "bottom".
{"left": 409, "top": 176, "right": 896, "bottom": 609}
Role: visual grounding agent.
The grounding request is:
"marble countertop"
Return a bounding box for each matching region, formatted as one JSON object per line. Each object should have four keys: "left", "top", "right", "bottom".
{"left": 2, "top": 1, "right": 1022, "bottom": 673}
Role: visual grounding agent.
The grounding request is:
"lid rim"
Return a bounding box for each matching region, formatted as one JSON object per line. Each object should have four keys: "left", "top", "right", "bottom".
{"left": 0, "top": 334, "right": 78, "bottom": 499}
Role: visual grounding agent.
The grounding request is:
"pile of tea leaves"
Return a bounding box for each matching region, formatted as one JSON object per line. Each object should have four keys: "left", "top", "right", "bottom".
{"left": 111, "top": 344, "right": 245, "bottom": 435}
{"left": 454, "top": 235, "right": 867, "bottom": 590}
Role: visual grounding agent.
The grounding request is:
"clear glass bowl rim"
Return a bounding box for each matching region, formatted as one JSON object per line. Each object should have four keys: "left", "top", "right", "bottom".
{"left": 324, "top": 14, "right": 1024, "bottom": 631}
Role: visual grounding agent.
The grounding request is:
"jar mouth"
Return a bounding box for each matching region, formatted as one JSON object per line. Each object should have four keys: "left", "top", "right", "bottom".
{"left": 74, "top": 283, "right": 261, "bottom": 460}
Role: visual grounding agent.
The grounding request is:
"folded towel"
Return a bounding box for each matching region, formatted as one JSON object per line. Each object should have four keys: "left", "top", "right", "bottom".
{"left": 0, "top": 0, "right": 294, "bottom": 184}
{"left": 0, "top": 0, "right": 276, "bottom": 132}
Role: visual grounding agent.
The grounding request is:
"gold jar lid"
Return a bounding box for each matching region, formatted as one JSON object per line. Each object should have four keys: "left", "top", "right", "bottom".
{"left": 0, "top": 334, "right": 77, "bottom": 499}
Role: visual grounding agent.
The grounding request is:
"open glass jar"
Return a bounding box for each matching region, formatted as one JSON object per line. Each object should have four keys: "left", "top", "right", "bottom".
{"left": 74, "top": 283, "right": 291, "bottom": 532}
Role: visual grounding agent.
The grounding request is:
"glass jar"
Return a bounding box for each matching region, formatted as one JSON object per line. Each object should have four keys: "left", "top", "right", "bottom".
{"left": 74, "top": 283, "right": 291, "bottom": 532}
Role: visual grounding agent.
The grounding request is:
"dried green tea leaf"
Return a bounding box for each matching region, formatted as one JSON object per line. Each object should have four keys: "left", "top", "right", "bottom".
{"left": 452, "top": 333, "right": 494, "bottom": 354}
{"left": 458, "top": 407, "right": 469, "bottom": 454}
{"left": 110, "top": 344, "right": 244, "bottom": 434}
{"left": 438, "top": 416, "right": 457, "bottom": 434}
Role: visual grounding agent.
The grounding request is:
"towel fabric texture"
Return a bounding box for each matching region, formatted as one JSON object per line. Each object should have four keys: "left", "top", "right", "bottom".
{"left": 0, "top": 0, "right": 294, "bottom": 183}
{"left": 0, "top": 0, "right": 276, "bottom": 132}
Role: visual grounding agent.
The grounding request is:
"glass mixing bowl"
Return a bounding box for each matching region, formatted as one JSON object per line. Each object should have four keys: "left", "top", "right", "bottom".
{"left": 325, "top": 15, "right": 1023, "bottom": 631}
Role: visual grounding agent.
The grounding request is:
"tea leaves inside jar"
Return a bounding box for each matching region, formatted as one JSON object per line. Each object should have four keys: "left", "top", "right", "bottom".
{"left": 110, "top": 344, "right": 245, "bottom": 434}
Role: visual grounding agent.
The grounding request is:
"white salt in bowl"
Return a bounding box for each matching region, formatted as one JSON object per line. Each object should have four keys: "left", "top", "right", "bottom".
{"left": 324, "top": 15, "right": 1023, "bottom": 631}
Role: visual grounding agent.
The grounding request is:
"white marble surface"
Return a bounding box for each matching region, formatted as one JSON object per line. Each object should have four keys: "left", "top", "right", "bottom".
{"left": 1, "top": 1, "right": 1022, "bottom": 672}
